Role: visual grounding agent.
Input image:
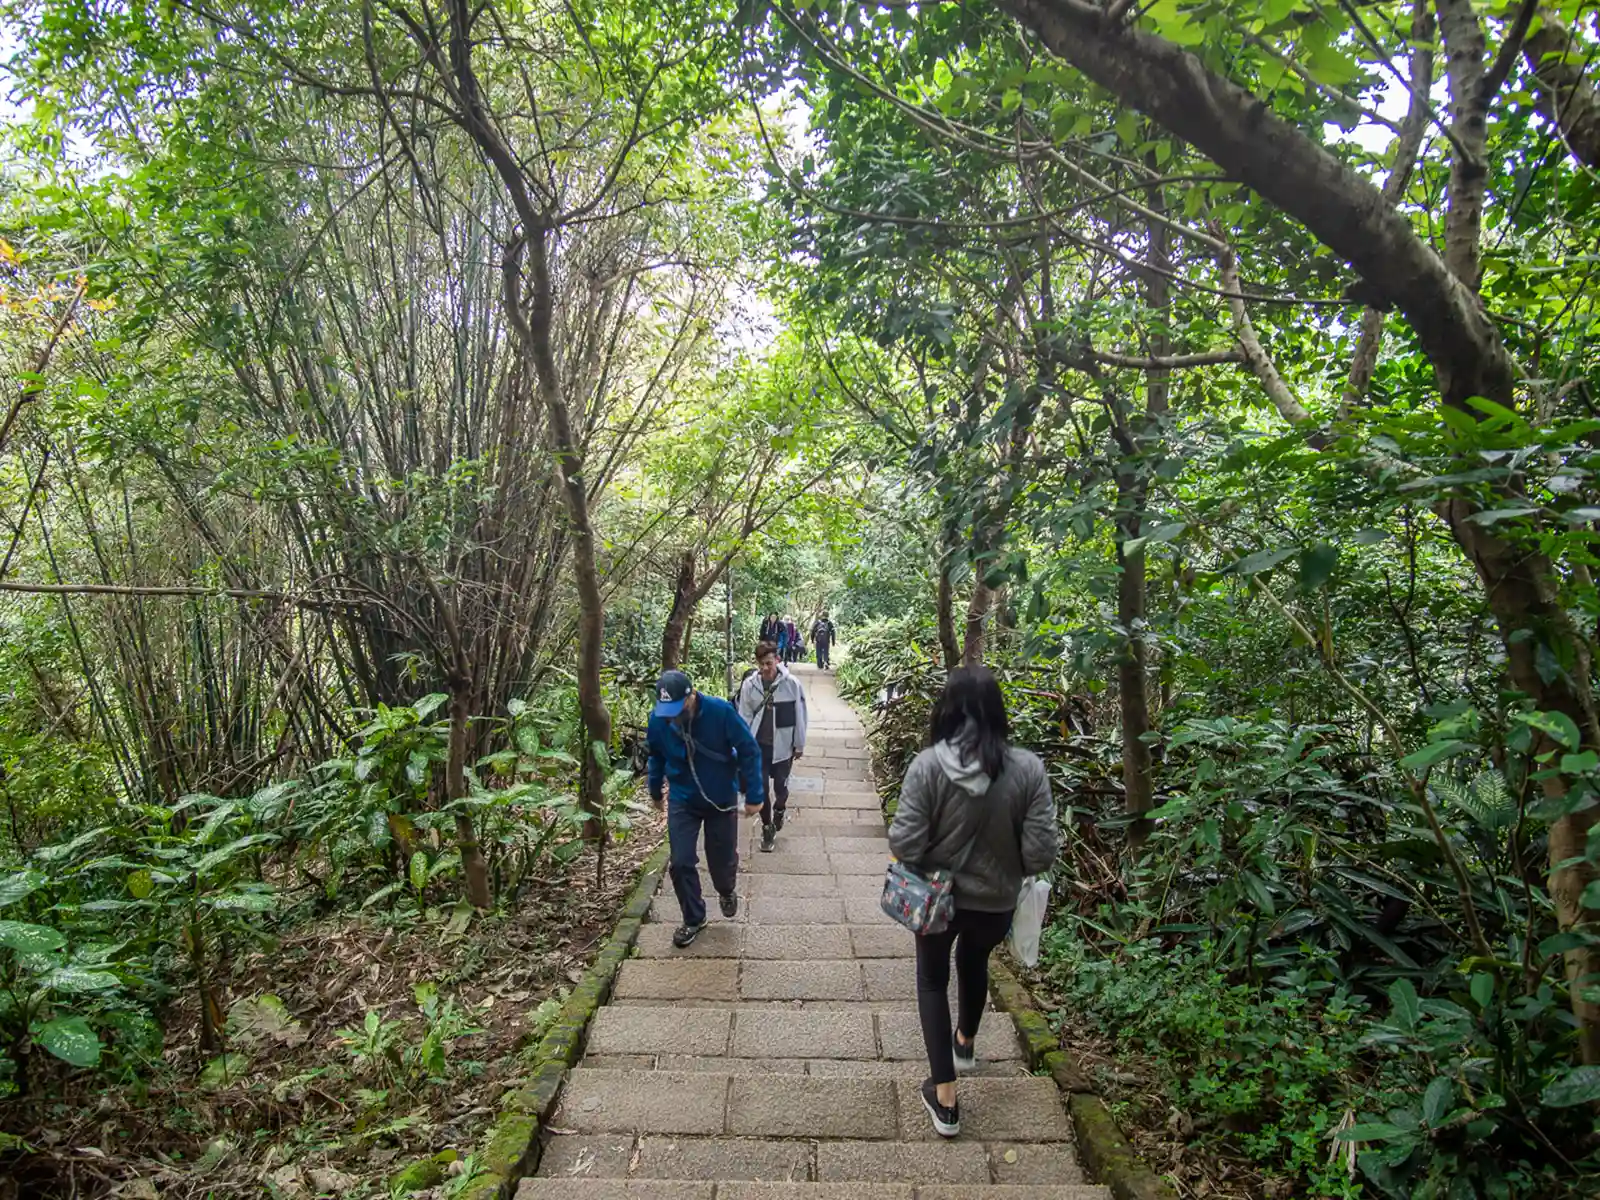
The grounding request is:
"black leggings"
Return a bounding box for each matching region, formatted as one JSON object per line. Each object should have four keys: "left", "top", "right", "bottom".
{"left": 915, "top": 907, "right": 1013, "bottom": 1085}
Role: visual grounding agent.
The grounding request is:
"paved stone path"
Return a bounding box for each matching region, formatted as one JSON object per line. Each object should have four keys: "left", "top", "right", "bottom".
{"left": 521, "top": 665, "right": 1107, "bottom": 1199}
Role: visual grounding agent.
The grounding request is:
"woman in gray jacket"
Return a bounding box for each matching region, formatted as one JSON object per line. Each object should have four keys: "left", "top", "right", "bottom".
{"left": 887, "top": 666, "right": 1059, "bottom": 1138}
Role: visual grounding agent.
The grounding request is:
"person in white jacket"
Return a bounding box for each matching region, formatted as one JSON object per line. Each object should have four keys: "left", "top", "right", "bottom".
{"left": 735, "top": 641, "right": 808, "bottom": 852}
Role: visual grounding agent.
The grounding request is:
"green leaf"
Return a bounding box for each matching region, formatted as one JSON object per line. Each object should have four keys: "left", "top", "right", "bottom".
{"left": 193, "top": 832, "right": 279, "bottom": 876}
{"left": 1338, "top": 1122, "right": 1410, "bottom": 1142}
{"left": 0, "top": 920, "right": 66, "bottom": 953}
{"left": 409, "top": 851, "right": 428, "bottom": 892}
{"left": 1467, "top": 505, "right": 1541, "bottom": 525}
{"left": 1422, "top": 1075, "right": 1454, "bottom": 1126}
{"left": 1399, "top": 740, "right": 1469, "bottom": 772}
{"left": 200, "top": 1052, "right": 250, "bottom": 1089}
{"left": 1388, "top": 978, "right": 1421, "bottom": 1030}
{"left": 412, "top": 693, "right": 448, "bottom": 720}
{"left": 40, "top": 966, "right": 119, "bottom": 993}
{"left": 126, "top": 869, "right": 154, "bottom": 900}
{"left": 35, "top": 1016, "right": 101, "bottom": 1068}
{"left": 1298, "top": 543, "right": 1338, "bottom": 592}
{"left": 0, "top": 870, "right": 48, "bottom": 909}
{"left": 1523, "top": 709, "right": 1582, "bottom": 751}
{"left": 1234, "top": 546, "right": 1298, "bottom": 575}
{"left": 206, "top": 890, "right": 276, "bottom": 912}
{"left": 1540, "top": 1065, "right": 1600, "bottom": 1107}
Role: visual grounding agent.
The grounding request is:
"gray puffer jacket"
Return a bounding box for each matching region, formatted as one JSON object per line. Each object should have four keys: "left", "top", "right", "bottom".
{"left": 887, "top": 736, "right": 1059, "bottom": 913}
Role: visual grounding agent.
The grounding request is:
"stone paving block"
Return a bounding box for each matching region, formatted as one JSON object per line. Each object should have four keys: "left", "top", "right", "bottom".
{"left": 818, "top": 823, "right": 888, "bottom": 838}
{"left": 656, "top": 1054, "right": 810, "bottom": 1075}
{"left": 845, "top": 896, "right": 899, "bottom": 925}
{"left": 831, "top": 851, "right": 890, "bottom": 876}
{"left": 837, "top": 874, "right": 888, "bottom": 900}
{"left": 862, "top": 958, "right": 918, "bottom": 1000}
{"left": 804, "top": 1058, "right": 1025, "bottom": 1080}
{"left": 731, "top": 1009, "right": 875, "bottom": 1059}
{"left": 786, "top": 775, "right": 824, "bottom": 792}
{"left": 751, "top": 836, "right": 828, "bottom": 855}
{"left": 817, "top": 1139, "right": 989, "bottom": 1184}
{"left": 987, "top": 1141, "right": 1086, "bottom": 1185}
{"left": 817, "top": 793, "right": 881, "bottom": 809}
{"left": 648, "top": 894, "right": 747, "bottom": 925}
{"left": 743, "top": 853, "right": 834, "bottom": 875}
{"left": 825, "top": 836, "right": 890, "bottom": 854}
{"left": 581, "top": 1054, "right": 659, "bottom": 1070}
{"left": 749, "top": 896, "right": 846, "bottom": 924}
{"left": 614, "top": 959, "right": 739, "bottom": 1002}
{"left": 633, "top": 1135, "right": 811, "bottom": 1182}
{"left": 747, "top": 874, "right": 854, "bottom": 898}
{"left": 726, "top": 1075, "right": 899, "bottom": 1139}
{"left": 555, "top": 1069, "right": 727, "bottom": 1135}
{"left": 716, "top": 1187, "right": 911, "bottom": 1200}
{"left": 896, "top": 1077, "right": 1073, "bottom": 1142}
{"left": 634, "top": 922, "right": 743, "bottom": 957}
{"left": 587, "top": 1006, "right": 731, "bottom": 1057}
{"left": 917, "top": 1190, "right": 1108, "bottom": 1199}
{"left": 534, "top": 1134, "right": 634, "bottom": 1180}
{"left": 850, "top": 925, "right": 915, "bottom": 958}
{"left": 740, "top": 959, "right": 864, "bottom": 1000}
{"left": 740, "top": 924, "right": 853, "bottom": 959}
{"left": 877, "top": 1011, "right": 1020, "bottom": 1061}
{"left": 518, "top": 1182, "right": 712, "bottom": 1200}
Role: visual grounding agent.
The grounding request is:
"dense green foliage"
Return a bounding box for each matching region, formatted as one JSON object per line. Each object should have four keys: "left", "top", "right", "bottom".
{"left": 4, "top": 0, "right": 1600, "bottom": 1195}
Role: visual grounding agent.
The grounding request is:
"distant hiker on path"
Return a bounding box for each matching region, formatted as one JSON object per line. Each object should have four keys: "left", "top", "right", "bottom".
{"left": 735, "top": 641, "right": 808, "bottom": 853}
{"left": 782, "top": 616, "right": 800, "bottom": 663}
{"left": 646, "top": 669, "right": 764, "bottom": 948}
{"left": 887, "top": 665, "right": 1059, "bottom": 1138}
{"left": 775, "top": 618, "right": 792, "bottom": 662}
{"left": 810, "top": 612, "right": 837, "bottom": 669}
{"left": 759, "top": 612, "right": 780, "bottom": 643}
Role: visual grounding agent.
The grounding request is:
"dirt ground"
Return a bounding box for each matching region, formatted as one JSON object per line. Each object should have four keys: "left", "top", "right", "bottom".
{"left": 0, "top": 816, "right": 665, "bottom": 1200}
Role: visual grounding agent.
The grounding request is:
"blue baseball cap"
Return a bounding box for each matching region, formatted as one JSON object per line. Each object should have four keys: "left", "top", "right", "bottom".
{"left": 653, "top": 670, "right": 693, "bottom": 717}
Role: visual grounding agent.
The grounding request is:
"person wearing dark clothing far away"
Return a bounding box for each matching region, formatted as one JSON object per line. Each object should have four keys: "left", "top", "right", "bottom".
{"left": 758, "top": 612, "right": 780, "bottom": 644}
{"left": 735, "top": 641, "right": 808, "bottom": 852}
{"left": 782, "top": 617, "right": 800, "bottom": 663}
{"left": 887, "top": 665, "right": 1059, "bottom": 1138}
{"left": 646, "top": 669, "right": 764, "bottom": 948}
{"left": 774, "top": 618, "right": 791, "bottom": 662}
{"left": 810, "top": 612, "right": 837, "bottom": 669}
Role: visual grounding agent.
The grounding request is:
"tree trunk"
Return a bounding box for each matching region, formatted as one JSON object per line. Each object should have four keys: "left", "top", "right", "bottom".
{"left": 937, "top": 520, "right": 961, "bottom": 670}
{"left": 999, "top": 0, "right": 1600, "bottom": 1059}
{"left": 962, "top": 582, "right": 993, "bottom": 667}
{"left": 661, "top": 550, "right": 697, "bottom": 670}
{"left": 1115, "top": 478, "right": 1154, "bottom": 852}
{"left": 448, "top": 681, "right": 492, "bottom": 910}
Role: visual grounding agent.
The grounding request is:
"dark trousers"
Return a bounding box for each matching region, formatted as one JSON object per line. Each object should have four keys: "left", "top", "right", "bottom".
{"left": 915, "top": 908, "right": 1014, "bottom": 1085}
{"left": 667, "top": 799, "right": 739, "bottom": 926}
{"left": 759, "top": 746, "right": 792, "bottom": 825}
{"left": 816, "top": 641, "right": 831, "bottom": 668}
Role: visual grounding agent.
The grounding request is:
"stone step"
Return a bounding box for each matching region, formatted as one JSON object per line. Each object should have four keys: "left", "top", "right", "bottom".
{"left": 537, "top": 1134, "right": 1085, "bottom": 1185}
{"left": 647, "top": 894, "right": 898, "bottom": 926}
{"left": 585, "top": 1005, "right": 1022, "bottom": 1061}
{"left": 612, "top": 957, "right": 931, "bottom": 1003}
{"left": 519, "top": 1182, "right": 1108, "bottom": 1199}
{"left": 550, "top": 1069, "right": 1072, "bottom": 1142}
{"left": 580, "top": 1055, "right": 1028, "bottom": 1079}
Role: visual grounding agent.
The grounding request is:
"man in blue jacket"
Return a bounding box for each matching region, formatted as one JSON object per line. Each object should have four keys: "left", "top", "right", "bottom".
{"left": 647, "top": 669, "right": 764, "bottom": 947}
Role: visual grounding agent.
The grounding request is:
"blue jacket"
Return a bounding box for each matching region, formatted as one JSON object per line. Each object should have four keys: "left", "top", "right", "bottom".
{"left": 647, "top": 693, "right": 763, "bottom": 809}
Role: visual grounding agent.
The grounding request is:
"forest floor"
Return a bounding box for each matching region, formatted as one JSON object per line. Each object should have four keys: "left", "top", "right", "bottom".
{"left": 0, "top": 815, "right": 665, "bottom": 1200}
{"left": 1029, "top": 970, "right": 1285, "bottom": 1200}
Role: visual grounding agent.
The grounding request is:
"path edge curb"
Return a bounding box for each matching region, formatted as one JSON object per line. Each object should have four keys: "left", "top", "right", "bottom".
{"left": 458, "top": 837, "right": 671, "bottom": 1200}
{"left": 990, "top": 956, "right": 1178, "bottom": 1200}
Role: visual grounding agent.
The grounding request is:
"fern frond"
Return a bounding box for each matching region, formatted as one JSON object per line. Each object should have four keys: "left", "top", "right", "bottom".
{"left": 1470, "top": 769, "right": 1515, "bottom": 831}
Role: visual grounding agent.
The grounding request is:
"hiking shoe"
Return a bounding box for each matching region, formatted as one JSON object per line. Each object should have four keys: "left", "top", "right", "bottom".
{"left": 773, "top": 809, "right": 787, "bottom": 832}
{"left": 920, "top": 1077, "right": 960, "bottom": 1138}
{"left": 952, "top": 1031, "right": 977, "bottom": 1074}
{"left": 719, "top": 891, "right": 739, "bottom": 919}
{"left": 672, "top": 921, "right": 706, "bottom": 948}
{"left": 760, "top": 823, "right": 776, "bottom": 853}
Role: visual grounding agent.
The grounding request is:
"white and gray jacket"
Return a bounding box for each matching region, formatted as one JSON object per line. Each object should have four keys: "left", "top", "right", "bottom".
{"left": 735, "top": 666, "right": 808, "bottom": 765}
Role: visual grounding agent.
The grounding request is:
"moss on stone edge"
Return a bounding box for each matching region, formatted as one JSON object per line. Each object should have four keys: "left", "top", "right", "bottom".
{"left": 455, "top": 839, "right": 671, "bottom": 1200}
{"left": 988, "top": 958, "right": 1177, "bottom": 1200}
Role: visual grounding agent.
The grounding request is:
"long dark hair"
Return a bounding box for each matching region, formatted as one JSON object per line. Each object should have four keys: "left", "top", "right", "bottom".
{"left": 928, "top": 666, "right": 1010, "bottom": 780}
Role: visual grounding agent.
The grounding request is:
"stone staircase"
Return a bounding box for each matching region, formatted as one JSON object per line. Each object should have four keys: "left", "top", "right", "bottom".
{"left": 518, "top": 665, "right": 1109, "bottom": 1200}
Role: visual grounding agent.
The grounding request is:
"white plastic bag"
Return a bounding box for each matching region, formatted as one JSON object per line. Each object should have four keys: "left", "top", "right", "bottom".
{"left": 1008, "top": 876, "right": 1051, "bottom": 968}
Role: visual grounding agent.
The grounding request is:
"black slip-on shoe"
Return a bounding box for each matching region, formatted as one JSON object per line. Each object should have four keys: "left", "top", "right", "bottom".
{"left": 920, "top": 1077, "right": 960, "bottom": 1138}
{"left": 672, "top": 921, "right": 706, "bottom": 948}
{"left": 719, "top": 891, "right": 739, "bottom": 919}
{"left": 953, "top": 1031, "right": 977, "bottom": 1074}
{"left": 773, "top": 809, "right": 787, "bottom": 832}
{"left": 760, "top": 824, "right": 776, "bottom": 852}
